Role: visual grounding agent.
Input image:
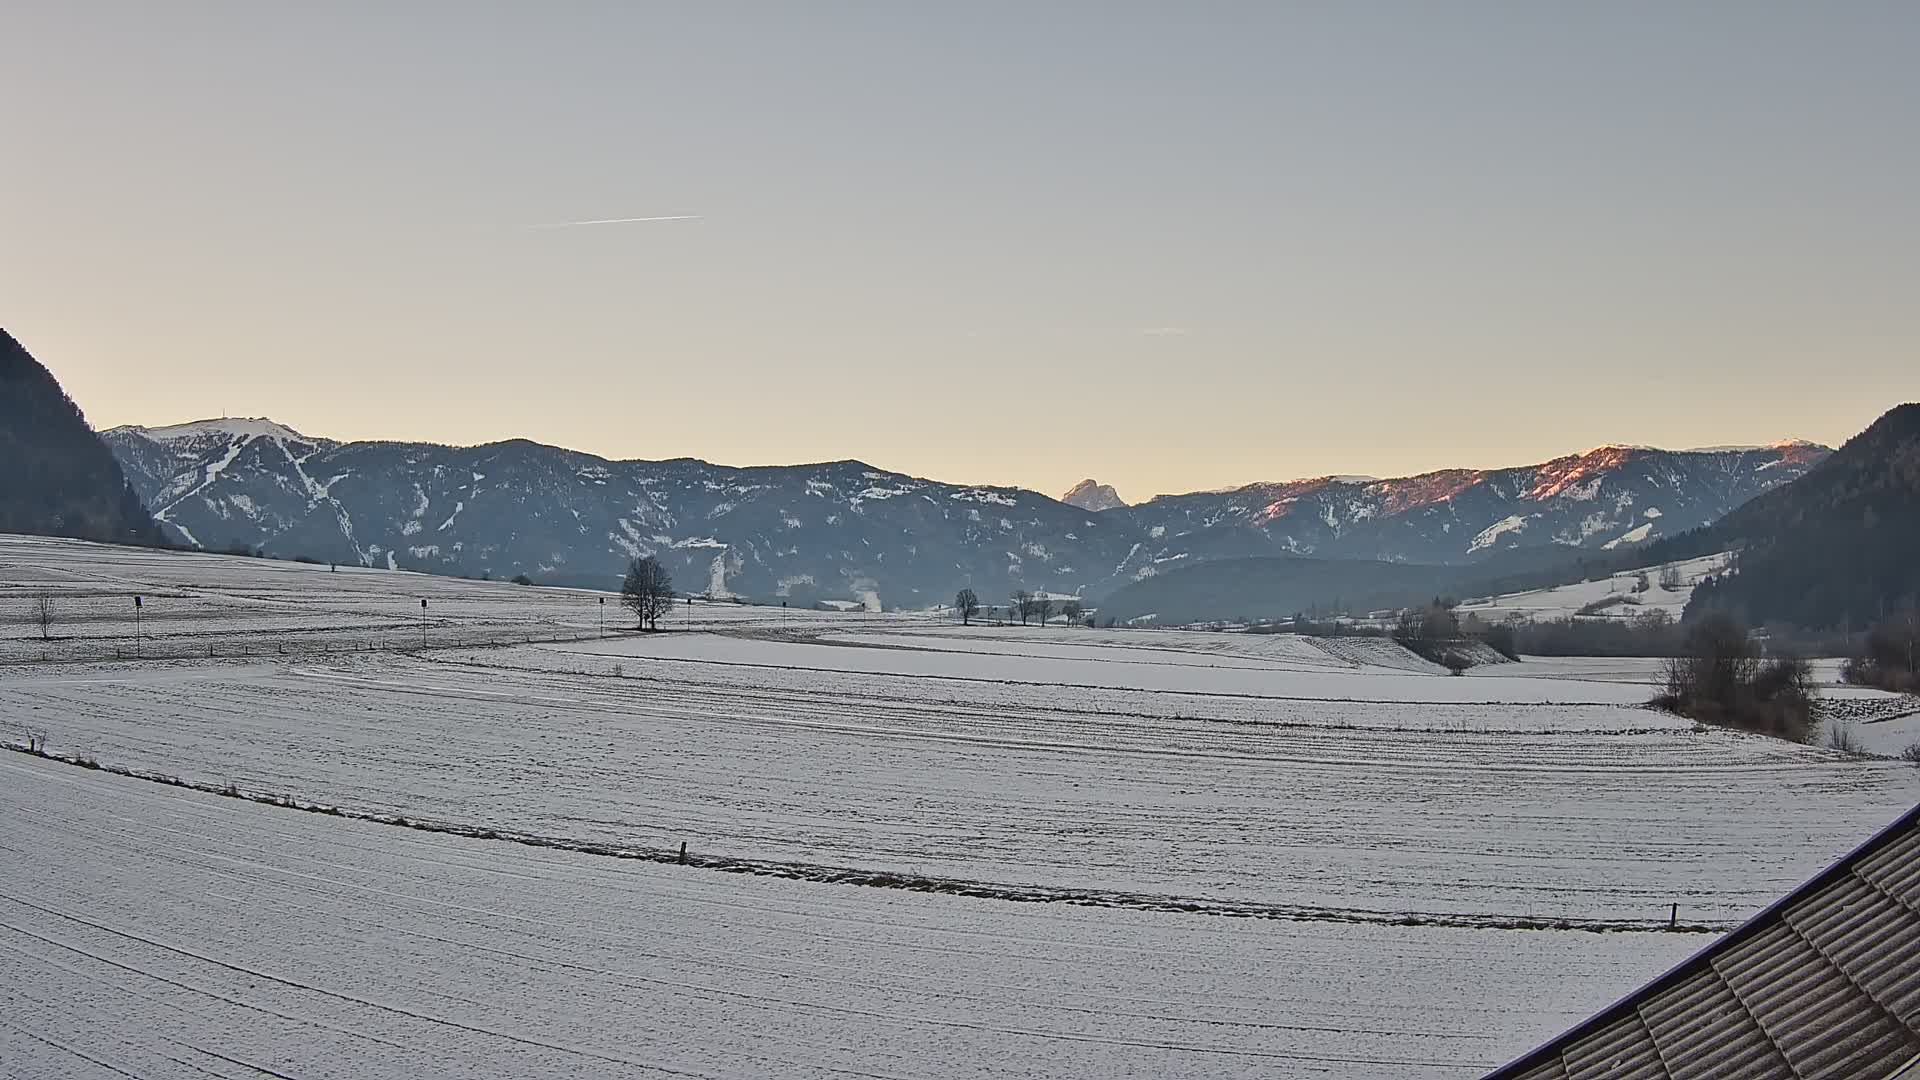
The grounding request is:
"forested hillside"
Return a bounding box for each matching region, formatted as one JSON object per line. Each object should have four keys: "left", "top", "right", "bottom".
{"left": 1687, "top": 403, "right": 1920, "bottom": 630}
{"left": 0, "top": 331, "right": 164, "bottom": 546}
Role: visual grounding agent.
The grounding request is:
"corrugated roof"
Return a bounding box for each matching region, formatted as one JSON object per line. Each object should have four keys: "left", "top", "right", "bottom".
{"left": 1487, "top": 802, "right": 1920, "bottom": 1080}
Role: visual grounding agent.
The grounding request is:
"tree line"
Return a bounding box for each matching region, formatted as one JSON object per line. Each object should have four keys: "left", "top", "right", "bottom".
{"left": 952, "top": 588, "right": 1084, "bottom": 627}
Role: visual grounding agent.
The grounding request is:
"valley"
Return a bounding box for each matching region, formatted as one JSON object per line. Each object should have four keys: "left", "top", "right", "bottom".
{"left": 4, "top": 536, "right": 1917, "bottom": 1077}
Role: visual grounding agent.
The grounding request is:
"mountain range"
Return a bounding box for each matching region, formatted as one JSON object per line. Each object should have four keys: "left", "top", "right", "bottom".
{"left": 101, "top": 416, "right": 1827, "bottom": 607}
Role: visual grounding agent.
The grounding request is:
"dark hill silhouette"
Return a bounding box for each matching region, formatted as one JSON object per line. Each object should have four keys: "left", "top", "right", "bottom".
{"left": 0, "top": 330, "right": 165, "bottom": 546}
{"left": 1686, "top": 403, "right": 1920, "bottom": 630}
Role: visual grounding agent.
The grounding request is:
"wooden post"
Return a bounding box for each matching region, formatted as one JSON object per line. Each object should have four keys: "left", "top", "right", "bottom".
{"left": 678, "top": 841, "right": 687, "bottom": 865}
{"left": 1669, "top": 903, "right": 1678, "bottom": 930}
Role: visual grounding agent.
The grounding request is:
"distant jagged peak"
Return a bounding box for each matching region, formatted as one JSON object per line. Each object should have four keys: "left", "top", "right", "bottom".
{"left": 115, "top": 417, "right": 316, "bottom": 444}
{"left": 1061, "top": 478, "right": 1126, "bottom": 511}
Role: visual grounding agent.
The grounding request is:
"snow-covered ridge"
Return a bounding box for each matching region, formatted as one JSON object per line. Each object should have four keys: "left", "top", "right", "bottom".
{"left": 99, "top": 413, "right": 1831, "bottom": 597}
{"left": 114, "top": 417, "right": 315, "bottom": 444}
{"left": 1685, "top": 439, "right": 1823, "bottom": 453}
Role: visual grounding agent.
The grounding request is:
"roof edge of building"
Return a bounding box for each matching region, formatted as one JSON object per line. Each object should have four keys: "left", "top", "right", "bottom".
{"left": 1483, "top": 799, "right": 1920, "bottom": 1080}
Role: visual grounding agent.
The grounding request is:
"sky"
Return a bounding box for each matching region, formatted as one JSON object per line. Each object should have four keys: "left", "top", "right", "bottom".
{"left": 4, "top": 3, "right": 1916, "bottom": 500}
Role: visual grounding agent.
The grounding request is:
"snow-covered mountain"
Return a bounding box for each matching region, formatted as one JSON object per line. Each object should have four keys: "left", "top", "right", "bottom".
{"left": 1120, "top": 442, "right": 1830, "bottom": 571}
{"left": 1061, "top": 479, "right": 1126, "bottom": 512}
{"left": 103, "top": 420, "right": 1828, "bottom": 606}
{"left": 104, "top": 420, "right": 1136, "bottom": 608}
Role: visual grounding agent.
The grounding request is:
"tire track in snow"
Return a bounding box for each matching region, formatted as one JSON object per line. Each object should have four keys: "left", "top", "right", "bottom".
{"left": 0, "top": 892, "right": 722, "bottom": 1079}
{"left": 0, "top": 747, "right": 1728, "bottom": 935}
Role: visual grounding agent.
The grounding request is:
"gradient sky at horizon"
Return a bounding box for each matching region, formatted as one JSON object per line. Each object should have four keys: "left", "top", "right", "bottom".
{"left": 4, "top": 3, "right": 1916, "bottom": 500}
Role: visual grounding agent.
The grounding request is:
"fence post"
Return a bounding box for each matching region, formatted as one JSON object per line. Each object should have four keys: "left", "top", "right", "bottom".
{"left": 678, "top": 841, "right": 687, "bottom": 865}
{"left": 1669, "top": 903, "right": 1678, "bottom": 930}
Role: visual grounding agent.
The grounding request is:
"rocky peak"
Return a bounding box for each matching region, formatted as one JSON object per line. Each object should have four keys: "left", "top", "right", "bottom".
{"left": 1061, "top": 479, "right": 1125, "bottom": 512}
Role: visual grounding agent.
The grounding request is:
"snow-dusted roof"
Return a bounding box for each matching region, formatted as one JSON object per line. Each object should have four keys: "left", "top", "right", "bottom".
{"left": 1486, "top": 802, "right": 1920, "bottom": 1079}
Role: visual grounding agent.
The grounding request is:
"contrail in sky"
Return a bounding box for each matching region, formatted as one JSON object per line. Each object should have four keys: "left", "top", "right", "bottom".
{"left": 525, "top": 214, "right": 702, "bottom": 229}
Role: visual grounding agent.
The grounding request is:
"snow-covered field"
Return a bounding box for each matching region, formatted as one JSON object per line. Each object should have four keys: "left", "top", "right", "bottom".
{"left": 570, "top": 630, "right": 1645, "bottom": 704}
{"left": 1454, "top": 552, "right": 1730, "bottom": 624}
{"left": 0, "top": 534, "right": 912, "bottom": 662}
{"left": 0, "top": 753, "right": 1698, "bottom": 1079}
{"left": 3, "top": 536, "right": 1918, "bottom": 1077}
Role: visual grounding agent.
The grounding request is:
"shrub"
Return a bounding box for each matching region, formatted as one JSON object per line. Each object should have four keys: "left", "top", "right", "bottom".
{"left": 1656, "top": 615, "right": 1814, "bottom": 742}
{"left": 1577, "top": 595, "right": 1640, "bottom": 616}
{"left": 1439, "top": 652, "right": 1472, "bottom": 676}
{"left": 1511, "top": 613, "right": 1683, "bottom": 657}
{"left": 1824, "top": 722, "right": 1865, "bottom": 755}
{"left": 1900, "top": 742, "right": 1920, "bottom": 765}
{"left": 1842, "top": 611, "right": 1920, "bottom": 693}
{"left": 1393, "top": 602, "right": 1459, "bottom": 662}
{"left": 1483, "top": 622, "right": 1520, "bottom": 661}
{"left": 511, "top": 573, "right": 534, "bottom": 586}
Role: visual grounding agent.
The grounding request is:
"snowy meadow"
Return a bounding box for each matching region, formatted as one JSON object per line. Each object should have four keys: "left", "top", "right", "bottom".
{"left": 3, "top": 535, "right": 1917, "bottom": 1078}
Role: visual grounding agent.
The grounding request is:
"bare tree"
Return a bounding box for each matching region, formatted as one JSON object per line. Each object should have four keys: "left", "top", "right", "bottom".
{"left": 34, "top": 594, "right": 53, "bottom": 641}
{"left": 1848, "top": 608, "right": 1920, "bottom": 693}
{"left": 622, "top": 556, "right": 676, "bottom": 631}
{"left": 954, "top": 588, "right": 980, "bottom": 626}
{"left": 1658, "top": 565, "right": 1684, "bottom": 591}
{"left": 1033, "top": 594, "right": 1055, "bottom": 627}
{"left": 1393, "top": 602, "right": 1458, "bottom": 659}
{"left": 1663, "top": 614, "right": 1756, "bottom": 711}
{"left": 1061, "top": 600, "right": 1084, "bottom": 626}
{"left": 1011, "top": 590, "right": 1032, "bottom": 627}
